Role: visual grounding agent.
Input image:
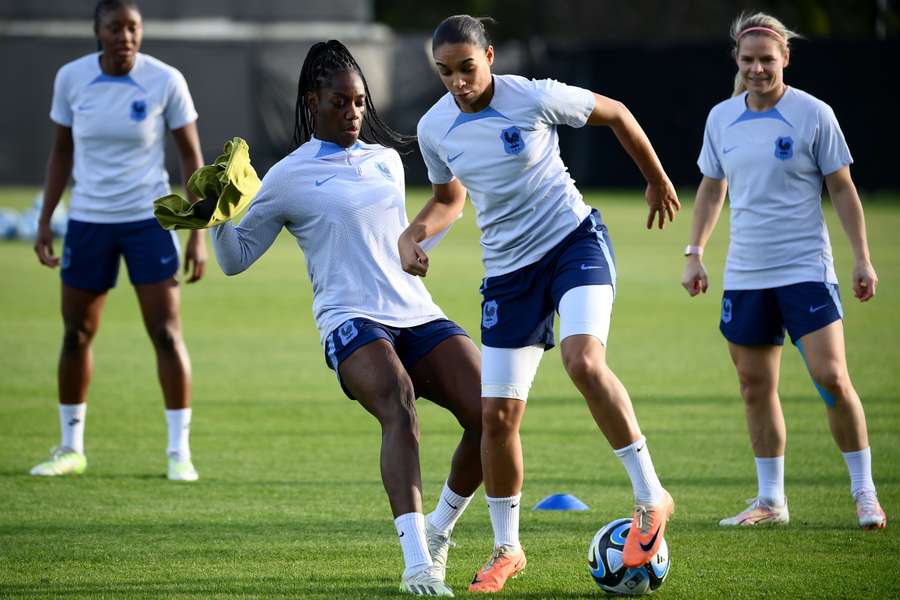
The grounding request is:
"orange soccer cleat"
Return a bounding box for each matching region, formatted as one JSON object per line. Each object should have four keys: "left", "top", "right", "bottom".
{"left": 468, "top": 545, "right": 527, "bottom": 593}
{"left": 622, "top": 489, "right": 674, "bottom": 568}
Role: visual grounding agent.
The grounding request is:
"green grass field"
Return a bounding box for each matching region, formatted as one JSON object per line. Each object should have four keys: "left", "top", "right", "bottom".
{"left": 1, "top": 187, "right": 898, "bottom": 599}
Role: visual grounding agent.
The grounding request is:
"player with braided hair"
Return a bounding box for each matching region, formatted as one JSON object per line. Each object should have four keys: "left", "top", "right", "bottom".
{"left": 212, "top": 40, "right": 482, "bottom": 596}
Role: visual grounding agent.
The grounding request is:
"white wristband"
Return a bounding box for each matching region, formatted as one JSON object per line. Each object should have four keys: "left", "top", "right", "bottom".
{"left": 684, "top": 244, "right": 703, "bottom": 257}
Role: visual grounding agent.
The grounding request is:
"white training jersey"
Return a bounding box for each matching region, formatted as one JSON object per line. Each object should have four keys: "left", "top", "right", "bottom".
{"left": 417, "top": 74, "right": 595, "bottom": 277}
{"left": 50, "top": 52, "right": 198, "bottom": 223}
{"left": 698, "top": 87, "right": 852, "bottom": 290}
{"left": 211, "top": 138, "right": 446, "bottom": 346}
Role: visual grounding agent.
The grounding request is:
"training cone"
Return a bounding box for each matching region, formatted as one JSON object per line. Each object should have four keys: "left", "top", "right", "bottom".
{"left": 533, "top": 493, "right": 589, "bottom": 511}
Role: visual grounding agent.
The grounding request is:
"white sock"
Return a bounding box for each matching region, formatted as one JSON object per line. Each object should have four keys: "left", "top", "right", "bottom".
{"left": 165, "top": 408, "right": 192, "bottom": 460}
{"left": 755, "top": 456, "right": 786, "bottom": 506}
{"left": 428, "top": 481, "right": 474, "bottom": 535}
{"left": 395, "top": 512, "right": 432, "bottom": 577}
{"left": 487, "top": 494, "right": 521, "bottom": 549}
{"left": 59, "top": 403, "right": 86, "bottom": 455}
{"left": 842, "top": 447, "right": 876, "bottom": 498}
{"left": 613, "top": 436, "right": 665, "bottom": 504}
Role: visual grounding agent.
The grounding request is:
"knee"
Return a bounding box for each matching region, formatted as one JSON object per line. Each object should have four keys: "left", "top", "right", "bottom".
{"left": 482, "top": 402, "right": 522, "bottom": 438}
{"left": 562, "top": 347, "right": 606, "bottom": 387}
{"left": 736, "top": 370, "right": 776, "bottom": 404}
{"left": 149, "top": 322, "right": 182, "bottom": 355}
{"left": 809, "top": 363, "right": 853, "bottom": 398}
{"left": 61, "top": 321, "right": 96, "bottom": 355}
{"left": 376, "top": 380, "right": 419, "bottom": 434}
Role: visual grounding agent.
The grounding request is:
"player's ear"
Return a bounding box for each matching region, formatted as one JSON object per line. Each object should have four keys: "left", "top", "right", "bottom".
{"left": 485, "top": 45, "right": 495, "bottom": 67}
{"left": 306, "top": 91, "right": 318, "bottom": 115}
{"left": 783, "top": 49, "right": 790, "bottom": 68}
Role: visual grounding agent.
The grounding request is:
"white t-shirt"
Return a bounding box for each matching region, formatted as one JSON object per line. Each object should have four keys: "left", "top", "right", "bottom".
{"left": 212, "top": 138, "right": 446, "bottom": 346}
{"left": 417, "top": 74, "right": 595, "bottom": 277}
{"left": 50, "top": 52, "right": 198, "bottom": 223}
{"left": 698, "top": 87, "right": 853, "bottom": 290}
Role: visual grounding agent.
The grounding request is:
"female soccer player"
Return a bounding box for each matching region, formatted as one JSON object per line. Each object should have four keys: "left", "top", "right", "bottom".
{"left": 682, "top": 12, "right": 885, "bottom": 529}
{"left": 31, "top": 0, "right": 205, "bottom": 481}
{"left": 399, "top": 15, "right": 680, "bottom": 592}
{"left": 211, "top": 40, "right": 483, "bottom": 596}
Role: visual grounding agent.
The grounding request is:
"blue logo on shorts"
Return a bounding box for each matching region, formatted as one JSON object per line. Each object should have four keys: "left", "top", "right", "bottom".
{"left": 774, "top": 136, "right": 793, "bottom": 160}
{"left": 61, "top": 246, "right": 72, "bottom": 270}
{"left": 338, "top": 320, "right": 359, "bottom": 345}
{"left": 500, "top": 126, "right": 525, "bottom": 155}
{"left": 130, "top": 100, "right": 147, "bottom": 122}
{"left": 482, "top": 300, "right": 499, "bottom": 329}
{"left": 721, "top": 298, "right": 733, "bottom": 324}
{"left": 375, "top": 161, "right": 395, "bottom": 182}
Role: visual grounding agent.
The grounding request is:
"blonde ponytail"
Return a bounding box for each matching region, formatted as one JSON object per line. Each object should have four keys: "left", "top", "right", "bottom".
{"left": 730, "top": 12, "right": 800, "bottom": 96}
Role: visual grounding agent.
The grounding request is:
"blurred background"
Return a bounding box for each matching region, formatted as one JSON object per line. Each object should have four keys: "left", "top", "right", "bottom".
{"left": 1, "top": 0, "right": 898, "bottom": 190}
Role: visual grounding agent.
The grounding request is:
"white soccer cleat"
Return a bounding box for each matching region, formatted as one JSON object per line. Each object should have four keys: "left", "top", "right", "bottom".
{"left": 855, "top": 490, "right": 886, "bottom": 530}
{"left": 30, "top": 447, "right": 87, "bottom": 476}
{"left": 167, "top": 453, "right": 199, "bottom": 481}
{"left": 400, "top": 565, "right": 454, "bottom": 597}
{"left": 425, "top": 517, "right": 456, "bottom": 581}
{"left": 719, "top": 497, "right": 789, "bottom": 526}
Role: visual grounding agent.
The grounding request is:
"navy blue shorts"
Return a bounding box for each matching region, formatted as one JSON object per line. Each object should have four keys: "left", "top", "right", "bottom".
{"left": 324, "top": 317, "right": 469, "bottom": 400}
{"left": 480, "top": 209, "right": 616, "bottom": 349}
{"left": 720, "top": 282, "right": 843, "bottom": 346}
{"left": 61, "top": 218, "right": 179, "bottom": 292}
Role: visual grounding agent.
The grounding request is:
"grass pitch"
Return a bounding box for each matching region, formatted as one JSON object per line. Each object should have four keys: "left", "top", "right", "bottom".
{"left": 1, "top": 187, "right": 898, "bottom": 599}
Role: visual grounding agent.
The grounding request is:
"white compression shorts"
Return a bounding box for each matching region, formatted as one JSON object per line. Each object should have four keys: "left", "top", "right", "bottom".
{"left": 481, "top": 284, "right": 614, "bottom": 401}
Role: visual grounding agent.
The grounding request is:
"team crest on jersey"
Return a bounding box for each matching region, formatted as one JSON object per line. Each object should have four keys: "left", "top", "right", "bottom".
{"left": 338, "top": 320, "right": 359, "bottom": 345}
{"left": 774, "top": 136, "right": 793, "bottom": 160}
{"left": 375, "top": 161, "right": 395, "bottom": 182}
{"left": 130, "top": 100, "right": 147, "bottom": 122}
{"left": 500, "top": 126, "right": 525, "bottom": 155}
{"left": 482, "top": 300, "right": 499, "bottom": 329}
{"left": 721, "top": 298, "right": 733, "bottom": 324}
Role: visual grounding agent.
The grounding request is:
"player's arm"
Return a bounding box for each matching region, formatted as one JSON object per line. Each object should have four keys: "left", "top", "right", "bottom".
{"left": 35, "top": 124, "right": 74, "bottom": 268}
{"left": 587, "top": 94, "right": 680, "bottom": 229}
{"left": 399, "top": 178, "right": 467, "bottom": 277}
{"left": 681, "top": 176, "right": 727, "bottom": 297}
{"left": 825, "top": 165, "right": 877, "bottom": 301}
{"left": 172, "top": 122, "right": 207, "bottom": 283}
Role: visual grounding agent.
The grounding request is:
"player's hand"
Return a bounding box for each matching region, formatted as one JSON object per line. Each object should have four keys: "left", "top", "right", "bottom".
{"left": 681, "top": 256, "right": 708, "bottom": 297}
{"left": 183, "top": 230, "right": 207, "bottom": 283}
{"left": 852, "top": 259, "right": 877, "bottom": 302}
{"left": 645, "top": 179, "right": 680, "bottom": 230}
{"left": 398, "top": 230, "right": 429, "bottom": 277}
{"left": 34, "top": 221, "right": 59, "bottom": 268}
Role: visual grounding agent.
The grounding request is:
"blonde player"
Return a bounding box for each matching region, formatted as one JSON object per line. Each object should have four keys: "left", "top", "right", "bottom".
{"left": 682, "top": 12, "right": 885, "bottom": 529}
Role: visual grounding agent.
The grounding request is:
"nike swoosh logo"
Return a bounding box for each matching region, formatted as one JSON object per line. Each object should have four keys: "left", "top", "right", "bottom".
{"left": 580, "top": 264, "right": 602, "bottom": 270}
{"left": 510, "top": 503, "right": 519, "bottom": 509}
{"left": 639, "top": 528, "right": 661, "bottom": 552}
{"left": 398, "top": 531, "right": 405, "bottom": 538}
{"left": 315, "top": 174, "right": 337, "bottom": 187}
{"left": 443, "top": 498, "right": 459, "bottom": 510}
{"left": 636, "top": 445, "right": 645, "bottom": 453}
{"left": 809, "top": 304, "right": 829, "bottom": 313}
{"left": 471, "top": 575, "right": 482, "bottom": 585}
{"left": 447, "top": 151, "right": 464, "bottom": 163}
{"left": 723, "top": 146, "right": 738, "bottom": 154}
{"left": 160, "top": 254, "right": 177, "bottom": 265}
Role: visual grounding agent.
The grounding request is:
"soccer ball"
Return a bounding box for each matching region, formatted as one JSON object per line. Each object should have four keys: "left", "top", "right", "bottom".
{"left": 588, "top": 518, "right": 670, "bottom": 595}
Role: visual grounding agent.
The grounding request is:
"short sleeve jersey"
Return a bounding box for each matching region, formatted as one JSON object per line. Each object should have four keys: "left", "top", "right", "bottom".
{"left": 417, "top": 74, "right": 595, "bottom": 277}
{"left": 697, "top": 87, "right": 852, "bottom": 290}
{"left": 212, "top": 139, "right": 446, "bottom": 346}
{"left": 50, "top": 52, "right": 198, "bottom": 223}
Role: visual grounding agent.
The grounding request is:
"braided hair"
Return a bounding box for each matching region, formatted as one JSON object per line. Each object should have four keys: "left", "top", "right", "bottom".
{"left": 293, "top": 40, "right": 414, "bottom": 151}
